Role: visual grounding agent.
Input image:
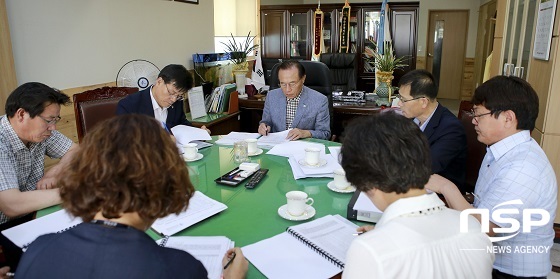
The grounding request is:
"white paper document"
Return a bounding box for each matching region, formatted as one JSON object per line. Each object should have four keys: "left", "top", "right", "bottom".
{"left": 171, "top": 125, "right": 212, "bottom": 146}
{"left": 214, "top": 132, "right": 260, "bottom": 146}
{"left": 266, "top": 141, "right": 325, "bottom": 158}
{"left": 188, "top": 86, "right": 208, "bottom": 119}
{"left": 328, "top": 146, "right": 341, "bottom": 163}
{"left": 157, "top": 236, "right": 234, "bottom": 279}
{"left": 2, "top": 210, "right": 83, "bottom": 249}
{"left": 256, "top": 130, "right": 290, "bottom": 148}
{"left": 151, "top": 191, "right": 227, "bottom": 236}
{"left": 354, "top": 192, "right": 383, "bottom": 214}
{"left": 242, "top": 215, "right": 358, "bottom": 279}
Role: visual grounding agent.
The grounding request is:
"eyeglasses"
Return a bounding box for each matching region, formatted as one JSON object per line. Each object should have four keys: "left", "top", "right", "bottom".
{"left": 397, "top": 94, "right": 425, "bottom": 103}
{"left": 38, "top": 115, "right": 61, "bottom": 126}
{"left": 279, "top": 79, "right": 301, "bottom": 89}
{"left": 467, "top": 109, "right": 493, "bottom": 123}
{"left": 165, "top": 83, "right": 184, "bottom": 101}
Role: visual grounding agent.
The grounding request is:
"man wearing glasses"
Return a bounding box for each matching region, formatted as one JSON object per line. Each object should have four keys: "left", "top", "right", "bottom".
{"left": 397, "top": 69, "right": 467, "bottom": 192}
{"left": 117, "top": 64, "right": 209, "bottom": 133}
{"left": 0, "top": 82, "right": 78, "bottom": 268}
{"left": 258, "top": 60, "right": 330, "bottom": 140}
{"left": 427, "top": 76, "right": 556, "bottom": 279}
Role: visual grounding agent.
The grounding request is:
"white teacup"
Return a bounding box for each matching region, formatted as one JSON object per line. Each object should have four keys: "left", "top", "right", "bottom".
{"left": 304, "top": 147, "right": 321, "bottom": 166}
{"left": 183, "top": 143, "right": 199, "bottom": 160}
{"left": 245, "top": 138, "right": 258, "bottom": 155}
{"left": 286, "top": 191, "right": 314, "bottom": 216}
{"left": 333, "top": 168, "right": 350, "bottom": 190}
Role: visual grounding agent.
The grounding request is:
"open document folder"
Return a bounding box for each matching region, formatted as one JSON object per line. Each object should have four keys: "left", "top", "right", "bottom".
{"left": 242, "top": 215, "right": 358, "bottom": 279}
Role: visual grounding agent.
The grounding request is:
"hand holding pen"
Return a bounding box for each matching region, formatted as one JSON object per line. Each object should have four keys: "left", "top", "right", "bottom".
{"left": 353, "top": 225, "right": 375, "bottom": 235}
{"left": 258, "top": 123, "right": 270, "bottom": 136}
{"left": 222, "top": 247, "right": 248, "bottom": 279}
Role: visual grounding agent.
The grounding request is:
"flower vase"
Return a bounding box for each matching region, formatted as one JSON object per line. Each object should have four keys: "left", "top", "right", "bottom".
{"left": 233, "top": 70, "right": 247, "bottom": 97}
{"left": 375, "top": 71, "right": 394, "bottom": 106}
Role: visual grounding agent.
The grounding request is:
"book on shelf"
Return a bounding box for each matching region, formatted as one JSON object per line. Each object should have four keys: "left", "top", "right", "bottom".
{"left": 2, "top": 210, "right": 83, "bottom": 250}
{"left": 242, "top": 214, "right": 358, "bottom": 279}
{"left": 151, "top": 191, "right": 227, "bottom": 236}
{"left": 157, "top": 236, "right": 234, "bottom": 279}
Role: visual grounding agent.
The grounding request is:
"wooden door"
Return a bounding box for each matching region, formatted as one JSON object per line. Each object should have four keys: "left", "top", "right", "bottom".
{"left": 261, "top": 10, "right": 288, "bottom": 58}
{"left": 0, "top": 0, "right": 17, "bottom": 114}
{"left": 426, "top": 10, "right": 469, "bottom": 99}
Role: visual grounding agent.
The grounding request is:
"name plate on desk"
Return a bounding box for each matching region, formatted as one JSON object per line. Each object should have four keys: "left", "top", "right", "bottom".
{"left": 188, "top": 86, "right": 207, "bottom": 119}
{"left": 333, "top": 91, "right": 365, "bottom": 102}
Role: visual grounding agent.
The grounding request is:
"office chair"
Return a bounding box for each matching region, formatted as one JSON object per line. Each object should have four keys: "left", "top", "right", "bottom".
{"left": 269, "top": 61, "right": 334, "bottom": 140}
{"left": 73, "top": 86, "right": 138, "bottom": 142}
{"left": 319, "top": 53, "right": 357, "bottom": 92}
{"left": 458, "top": 100, "right": 487, "bottom": 193}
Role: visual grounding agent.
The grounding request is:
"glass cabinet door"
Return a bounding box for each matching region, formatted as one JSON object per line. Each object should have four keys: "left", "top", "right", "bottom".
{"left": 363, "top": 10, "right": 381, "bottom": 73}
{"left": 290, "top": 13, "right": 308, "bottom": 59}
{"left": 501, "top": 0, "right": 538, "bottom": 79}
{"left": 322, "top": 12, "right": 333, "bottom": 53}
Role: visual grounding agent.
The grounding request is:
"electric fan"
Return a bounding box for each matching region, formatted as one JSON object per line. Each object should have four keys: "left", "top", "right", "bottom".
{"left": 116, "top": 59, "right": 160, "bottom": 89}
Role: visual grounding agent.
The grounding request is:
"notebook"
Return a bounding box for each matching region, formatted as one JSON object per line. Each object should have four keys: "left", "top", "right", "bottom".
{"left": 151, "top": 191, "right": 227, "bottom": 236}
{"left": 2, "top": 210, "right": 83, "bottom": 250}
{"left": 157, "top": 236, "right": 234, "bottom": 279}
{"left": 242, "top": 214, "right": 358, "bottom": 279}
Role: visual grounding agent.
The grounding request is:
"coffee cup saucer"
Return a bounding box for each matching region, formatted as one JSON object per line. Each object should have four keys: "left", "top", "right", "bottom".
{"left": 183, "top": 153, "right": 203, "bottom": 162}
{"left": 277, "top": 204, "right": 316, "bottom": 221}
{"left": 248, "top": 148, "right": 263, "bottom": 156}
{"left": 298, "top": 159, "right": 327, "bottom": 168}
{"left": 327, "top": 181, "right": 356, "bottom": 193}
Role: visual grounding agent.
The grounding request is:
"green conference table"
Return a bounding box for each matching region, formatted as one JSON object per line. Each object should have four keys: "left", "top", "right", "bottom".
{"left": 38, "top": 137, "right": 363, "bottom": 278}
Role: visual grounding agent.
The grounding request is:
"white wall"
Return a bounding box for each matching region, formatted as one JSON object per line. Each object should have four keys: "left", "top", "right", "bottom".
{"left": 297, "top": 0, "right": 481, "bottom": 57}
{"left": 6, "top": 0, "right": 215, "bottom": 90}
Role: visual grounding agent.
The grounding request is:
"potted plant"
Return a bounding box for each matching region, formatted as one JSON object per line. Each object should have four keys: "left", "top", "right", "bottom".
{"left": 221, "top": 32, "right": 259, "bottom": 72}
{"left": 363, "top": 39, "right": 408, "bottom": 106}
{"left": 221, "top": 32, "right": 259, "bottom": 95}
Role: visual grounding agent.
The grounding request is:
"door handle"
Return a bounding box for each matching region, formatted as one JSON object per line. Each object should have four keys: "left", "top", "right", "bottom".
{"left": 428, "top": 53, "right": 433, "bottom": 57}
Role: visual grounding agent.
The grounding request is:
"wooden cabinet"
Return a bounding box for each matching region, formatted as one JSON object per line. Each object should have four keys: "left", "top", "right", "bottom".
{"left": 260, "top": 3, "right": 418, "bottom": 92}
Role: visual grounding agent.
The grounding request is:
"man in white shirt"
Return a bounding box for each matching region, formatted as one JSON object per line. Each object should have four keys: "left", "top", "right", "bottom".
{"left": 340, "top": 112, "right": 494, "bottom": 279}
{"left": 427, "top": 76, "right": 557, "bottom": 278}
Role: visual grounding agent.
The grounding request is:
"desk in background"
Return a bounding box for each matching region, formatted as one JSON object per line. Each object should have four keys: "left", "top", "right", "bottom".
{"left": 38, "top": 137, "right": 361, "bottom": 279}
{"left": 238, "top": 98, "right": 382, "bottom": 141}
{"left": 186, "top": 112, "right": 240, "bottom": 136}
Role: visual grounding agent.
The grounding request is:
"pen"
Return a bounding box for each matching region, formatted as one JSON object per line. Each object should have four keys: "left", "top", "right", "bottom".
{"left": 223, "top": 251, "right": 236, "bottom": 270}
{"left": 352, "top": 232, "right": 364, "bottom": 236}
{"left": 162, "top": 121, "right": 174, "bottom": 135}
{"left": 6, "top": 272, "right": 14, "bottom": 278}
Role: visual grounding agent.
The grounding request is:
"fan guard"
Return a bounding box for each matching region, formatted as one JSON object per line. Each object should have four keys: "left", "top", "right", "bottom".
{"left": 116, "top": 59, "right": 160, "bottom": 89}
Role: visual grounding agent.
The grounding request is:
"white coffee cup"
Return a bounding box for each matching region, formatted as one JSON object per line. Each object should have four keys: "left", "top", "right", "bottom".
{"left": 333, "top": 168, "right": 350, "bottom": 190}
{"left": 183, "top": 143, "right": 199, "bottom": 160}
{"left": 286, "top": 191, "right": 314, "bottom": 216}
{"left": 304, "top": 147, "right": 321, "bottom": 166}
{"left": 245, "top": 138, "right": 258, "bottom": 155}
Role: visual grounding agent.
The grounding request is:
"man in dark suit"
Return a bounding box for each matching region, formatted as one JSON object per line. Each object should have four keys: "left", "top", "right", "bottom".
{"left": 397, "top": 69, "right": 467, "bottom": 192}
{"left": 117, "top": 64, "right": 209, "bottom": 133}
